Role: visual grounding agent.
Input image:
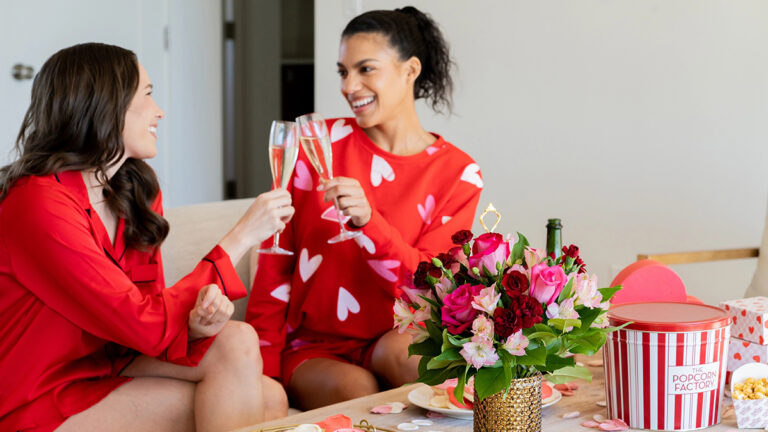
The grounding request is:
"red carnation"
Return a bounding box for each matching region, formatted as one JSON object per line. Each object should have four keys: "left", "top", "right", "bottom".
{"left": 502, "top": 270, "right": 529, "bottom": 296}
{"left": 493, "top": 295, "right": 543, "bottom": 338}
{"left": 436, "top": 252, "right": 456, "bottom": 268}
{"left": 414, "top": 261, "right": 430, "bottom": 289}
{"left": 561, "top": 244, "right": 580, "bottom": 259}
{"left": 451, "top": 230, "right": 474, "bottom": 245}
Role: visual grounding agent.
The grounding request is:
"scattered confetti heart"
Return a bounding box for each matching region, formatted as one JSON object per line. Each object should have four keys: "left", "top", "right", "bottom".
{"left": 411, "top": 420, "right": 433, "bottom": 426}
{"left": 371, "top": 402, "right": 407, "bottom": 414}
{"left": 562, "top": 411, "right": 580, "bottom": 419}
{"left": 593, "top": 414, "right": 606, "bottom": 422}
{"left": 596, "top": 400, "right": 607, "bottom": 407}
{"left": 587, "top": 359, "right": 604, "bottom": 367}
{"left": 581, "top": 420, "right": 601, "bottom": 427}
{"left": 426, "top": 411, "right": 445, "bottom": 418}
{"left": 397, "top": 423, "right": 418, "bottom": 431}
{"left": 560, "top": 389, "right": 575, "bottom": 396}
{"left": 576, "top": 361, "right": 585, "bottom": 367}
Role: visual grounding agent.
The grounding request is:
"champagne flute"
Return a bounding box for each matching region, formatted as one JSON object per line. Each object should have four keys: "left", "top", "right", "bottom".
{"left": 257, "top": 120, "right": 299, "bottom": 255}
{"left": 296, "top": 112, "right": 361, "bottom": 244}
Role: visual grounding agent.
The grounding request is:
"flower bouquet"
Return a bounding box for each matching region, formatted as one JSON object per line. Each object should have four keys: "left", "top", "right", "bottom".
{"left": 394, "top": 230, "right": 623, "bottom": 403}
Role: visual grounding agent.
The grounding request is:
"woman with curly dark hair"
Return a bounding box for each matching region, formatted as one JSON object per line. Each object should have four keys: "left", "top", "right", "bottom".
{"left": 0, "top": 43, "right": 292, "bottom": 431}
{"left": 247, "top": 6, "right": 483, "bottom": 409}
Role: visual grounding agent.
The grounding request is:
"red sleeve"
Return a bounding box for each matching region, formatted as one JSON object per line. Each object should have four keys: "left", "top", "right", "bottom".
{"left": 245, "top": 211, "right": 296, "bottom": 379}
{"left": 2, "top": 185, "right": 246, "bottom": 367}
{"left": 359, "top": 166, "right": 483, "bottom": 295}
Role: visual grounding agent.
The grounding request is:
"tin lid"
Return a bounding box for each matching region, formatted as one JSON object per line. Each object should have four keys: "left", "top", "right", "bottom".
{"left": 608, "top": 302, "right": 731, "bottom": 332}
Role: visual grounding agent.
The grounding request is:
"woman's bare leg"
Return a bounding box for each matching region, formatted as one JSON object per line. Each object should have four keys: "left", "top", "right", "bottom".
{"left": 57, "top": 321, "right": 288, "bottom": 432}
{"left": 369, "top": 329, "right": 420, "bottom": 387}
{"left": 287, "top": 358, "right": 379, "bottom": 410}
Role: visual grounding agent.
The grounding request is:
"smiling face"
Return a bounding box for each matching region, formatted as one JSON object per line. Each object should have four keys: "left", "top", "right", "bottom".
{"left": 122, "top": 63, "right": 164, "bottom": 159}
{"left": 337, "top": 32, "right": 420, "bottom": 129}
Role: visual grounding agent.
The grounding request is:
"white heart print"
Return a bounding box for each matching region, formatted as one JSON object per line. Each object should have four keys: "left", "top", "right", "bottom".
{"left": 299, "top": 248, "right": 322, "bottom": 282}
{"left": 370, "top": 155, "right": 395, "bottom": 187}
{"left": 337, "top": 287, "right": 360, "bottom": 321}
{"left": 460, "top": 163, "right": 483, "bottom": 188}
{"left": 330, "top": 119, "right": 353, "bottom": 142}
{"left": 354, "top": 233, "right": 376, "bottom": 254}
{"left": 417, "top": 195, "right": 435, "bottom": 224}
{"left": 367, "top": 259, "right": 401, "bottom": 282}
{"left": 442, "top": 216, "right": 452, "bottom": 225}
{"left": 270, "top": 282, "right": 290, "bottom": 302}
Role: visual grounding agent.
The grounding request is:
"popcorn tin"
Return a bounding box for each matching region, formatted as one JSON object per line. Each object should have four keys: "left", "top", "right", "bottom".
{"left": 604, "top": 302, "right": 731, "bottom": 431}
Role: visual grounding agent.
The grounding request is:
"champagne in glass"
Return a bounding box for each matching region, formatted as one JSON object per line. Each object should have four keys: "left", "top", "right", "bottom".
{"left": 257, "top": 120, "right": 299, "bottom": 255}
{"left": 296, "top": 113, "right": 361, "bottom": 244}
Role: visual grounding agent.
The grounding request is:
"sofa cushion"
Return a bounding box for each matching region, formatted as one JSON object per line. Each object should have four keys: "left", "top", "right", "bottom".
{"left": 162, "top": 198, "right": 256, "bottom": 321}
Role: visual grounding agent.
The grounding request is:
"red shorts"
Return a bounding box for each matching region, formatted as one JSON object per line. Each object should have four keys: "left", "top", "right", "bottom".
{"left": 280, "top": 330, "right": 380, "bottom": 386}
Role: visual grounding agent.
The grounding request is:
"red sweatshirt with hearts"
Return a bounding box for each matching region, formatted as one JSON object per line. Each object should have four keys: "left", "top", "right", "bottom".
{"left": 246, "top": 118, "right": 483, "bottom": 378}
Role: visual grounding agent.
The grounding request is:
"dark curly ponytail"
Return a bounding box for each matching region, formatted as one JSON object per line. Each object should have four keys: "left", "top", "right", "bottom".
{"left": 0, "top": 43, "right": 168, "bottom": 249}
{"left": 342, "top": 6, "right": 454, "bottom": 114}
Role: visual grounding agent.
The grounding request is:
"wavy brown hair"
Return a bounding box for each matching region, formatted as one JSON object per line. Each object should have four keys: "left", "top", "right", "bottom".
{"left": 0, "top": 43, "right": 168, "bottom": 249}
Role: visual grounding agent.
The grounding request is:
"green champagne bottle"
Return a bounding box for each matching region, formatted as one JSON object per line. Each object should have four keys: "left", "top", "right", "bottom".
{"left": 546, "top": 218, "right": 562, "bottom": 259}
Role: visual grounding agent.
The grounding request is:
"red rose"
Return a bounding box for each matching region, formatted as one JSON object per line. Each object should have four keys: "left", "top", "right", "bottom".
{"left": 493, "top": 295, "right": 543, "bottom": 338}
{"left": 451, "top": 230, "right": 474, "bottom": 245}
{"left": 502, "top": 269, "right": 529, "bottom": 296}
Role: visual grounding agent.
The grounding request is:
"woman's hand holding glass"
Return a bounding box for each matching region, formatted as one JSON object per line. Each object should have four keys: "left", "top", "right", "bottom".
{"left": 188, "top": 284, "right": 234, "bottom": 339}
{"left": 318, "top": 177, "right": 372, "bottom": 227}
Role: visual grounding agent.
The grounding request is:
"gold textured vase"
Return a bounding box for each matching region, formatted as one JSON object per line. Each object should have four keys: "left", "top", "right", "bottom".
{"left": 473, "top": 373, "right": 542, "bottom": 432}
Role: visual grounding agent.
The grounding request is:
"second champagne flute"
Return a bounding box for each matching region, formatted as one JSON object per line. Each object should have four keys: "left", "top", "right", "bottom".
{"left": 296, "top": 112, "right": 361, "bottom": 244}
{"left": 257, "top": 120, "right": 299, "bottom": 255}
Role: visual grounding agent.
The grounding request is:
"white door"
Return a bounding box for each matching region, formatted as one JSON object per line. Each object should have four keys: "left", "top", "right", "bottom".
{"left": 0, "top": 0, "right": 168, "bottom": 170}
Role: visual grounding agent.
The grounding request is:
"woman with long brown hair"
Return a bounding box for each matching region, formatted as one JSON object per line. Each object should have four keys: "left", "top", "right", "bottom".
{"left": 0, "top": 43, "right": 291, "bottom": 432}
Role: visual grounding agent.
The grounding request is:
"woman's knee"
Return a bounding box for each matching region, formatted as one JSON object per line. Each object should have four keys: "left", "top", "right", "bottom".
{"left": 262, "top": 376, "right": 289, "bottom": 420}
{"left": 206, "top": 321, "right": 262, "bottom": 370}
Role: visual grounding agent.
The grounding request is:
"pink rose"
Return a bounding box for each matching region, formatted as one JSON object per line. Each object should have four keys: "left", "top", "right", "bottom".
{"left": 468, "top": 233, "right": 510, "bottom": 276}
{"left": 441, "top": 283, "right": 484, "bottom": 334}
{"left": 529, "top": 263, "right": 567, "bottom": 305}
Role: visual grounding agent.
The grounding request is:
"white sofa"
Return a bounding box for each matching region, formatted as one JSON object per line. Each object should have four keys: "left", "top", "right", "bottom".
{"left": 162, "top": 198, "right": 256, "bottom": 321}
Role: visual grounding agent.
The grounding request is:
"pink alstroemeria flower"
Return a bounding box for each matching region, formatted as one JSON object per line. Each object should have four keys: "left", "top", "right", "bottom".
{"left": 573, "top": 273, "right": 602, "bottom": 308}
{"left": 460, "top": 335, "right": 499, "bottom": 369}
{"left": 471, "top": 314, "right": 495, "bottom": 340}
{"left": 502, "top": 330, "right": 529, "bottom": 356}
{"left": 524, "top": 247, "right": 546, "bottom": 269}
{"left": 471, "top": 286, "right": 501, "bottom": 315}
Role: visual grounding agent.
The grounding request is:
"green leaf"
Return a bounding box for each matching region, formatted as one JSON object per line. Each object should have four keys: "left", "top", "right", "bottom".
{"left": 548, "top": 318, "right": 582, "bottom": 332}
{"left": 598, "top": 286, "right": 622, "bottom": 302}
{"left": 409, "top": 338, "right": 441, "bottom": 357}
{"left": 526, "top": 331, "right": 558, "bottom": 344}
{"left": 418, "top": 295, "right": 440, "bottom": 310}
{"left": 574, "top": 306, "right": 603, "bottom": 331}
{"left": 509, "top": 232, "right": 529, "bottom": 265}
{"left": 516, "top": 345, "right": 547, "bottom": 366}
{"left": 427, "top": 358, "right": 463, "bottom": 370}
{"left": 546, "top": 365, "right": 593, "bottom": 384}
{"left": 425, "top": 319, "right": 443, "bottom": 342}
{"left": 568, "top": 331, "right": 607, "bottom": 355}
{"left": 432, "top": 348, "right": 464, "bottom": 362}
{"left": 536, "top": 354, "right": 575, "bottom": 373}
{"left": 416, "top": 365, "right": 462, "bottom": 386}
{"left": 557, "top": 277, "right": 575, "bottom": 303}
{"left": 453, "top": 365, "right": 470, "bottom": 402}
{"left": 498, "top": 347, "right": 516, "bottom": 383}
{"left": 474, "top": 366, "right": 510, "bottom": 401}
{"left": 530, "top": 323, "right": 556, "bottom": 334}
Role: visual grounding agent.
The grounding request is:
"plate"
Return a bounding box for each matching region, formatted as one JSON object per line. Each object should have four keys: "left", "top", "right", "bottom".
{"left": 407, "top": 384, "right": 562, "bottom": 420}
{"left": 407, "top": 384, "right": 472, "bottom": 420}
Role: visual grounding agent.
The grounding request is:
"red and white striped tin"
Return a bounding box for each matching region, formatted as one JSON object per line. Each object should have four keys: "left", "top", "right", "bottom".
{"left": 604, "top": 302, "right": 731, "bottom": 431}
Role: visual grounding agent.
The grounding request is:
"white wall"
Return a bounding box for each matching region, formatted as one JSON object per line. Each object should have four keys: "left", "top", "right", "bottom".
{"left": 0, "top": 0, "right": 222, "bottom": 208}
{"left": 315, "top": 0, "right": 768, "bottom": 305}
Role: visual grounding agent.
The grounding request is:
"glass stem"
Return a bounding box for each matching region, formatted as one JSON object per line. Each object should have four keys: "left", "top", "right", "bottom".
{"left": 332, "top": 197, "right": 350, "bottom": 233}
{"left": 272, "top": 232, "right": 281, "bottom": 249}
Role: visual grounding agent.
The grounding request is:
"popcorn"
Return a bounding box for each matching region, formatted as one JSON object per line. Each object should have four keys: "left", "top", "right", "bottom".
{"left": 732, "top": 377, "right": 768, "bottom": 400}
